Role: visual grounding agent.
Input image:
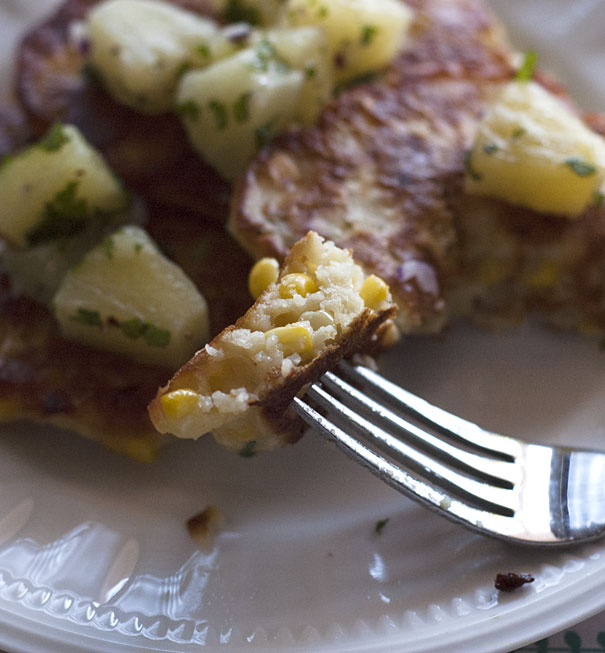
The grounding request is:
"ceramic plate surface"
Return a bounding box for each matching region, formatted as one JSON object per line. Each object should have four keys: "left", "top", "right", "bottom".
{"left": 0, "top": 1, "right": 605, "bottom": 651}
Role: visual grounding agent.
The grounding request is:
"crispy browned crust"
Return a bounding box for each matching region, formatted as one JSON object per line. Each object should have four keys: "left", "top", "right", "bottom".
{"left": 230, "top": 0, "right": 515, "bottom": 333}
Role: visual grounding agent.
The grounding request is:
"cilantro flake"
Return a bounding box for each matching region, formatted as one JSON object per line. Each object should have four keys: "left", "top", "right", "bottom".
{"left": 233, "top": 92, "right": 251, "bottom": 123}
{"left": 483, "top": 143, "right": 499, "bottom": 155}
{"left": 464, "top": 150, "right": 483, "bottom": 181}
{"left": 361, "top": 24, "right": 378, "bottom": 46}
{"left": 143, "top": 323, "right": 171, "bottom": 348}
{"left": 565, "top": 158, "right": 597, "bottom": 177}
{"left": 71, "top": 308, "right": 102, "bottom": 327}
{"left": 515, "top": 50, "right": 537, "bottom": 82}
{"left": 255, "top": 117, "right": 278, "bottom": 149}
{"left": 39, "top": 123, "right": 70, "bottom": 153}
{"left": 239, "top": 440, "right": 257, "bottom": 457}
{"left": 175, "top": 100, "right": 200, "bottom": 122}
{"left": 375, "top": 518, "right": 390, "bottom": 534}
{"left": 208, "top": 99, "right": 228, "bottom": 130}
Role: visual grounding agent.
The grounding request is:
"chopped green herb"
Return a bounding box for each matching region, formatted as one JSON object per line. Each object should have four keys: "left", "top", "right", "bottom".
{"left": 224, "top": 0, "right": 261, "bottom": 25}
{"left": 361, "top": 24, "right": 379, "bottom": 46}
{"left": 565, "top": 158, "right": 597, "bottom": 177}
{"left": 255, "top": 117, "right": 278, "bottom": 149}
{"left": 239, "top": 440, "right": 257, "bottom": 457}
{"left": 134, "top": 242, "right": 144, "bottom": 253}
{"left": 143, "top": 323, "right": 171, "bottom": 348}
{"left": 27, "top": 181, "right": 89, "bottom": 246}
{"left": 196, "top": 42, "right": 211, "bottom": 59}
{"left": 118, "top": 318, "right": 171, "bottom": 348}
{"left": 511, "top": 127, "right": 526, "bottom": 140}
{"left": 464, "top": 150, "right": 483, "bottom": 181}
{"left": 102, "top": 236, "right": 115, "bottom": 259}
{"left": 71, "top": 308, "right": 102, "bottom": 327}
{"left": 176, "top": 61, "right": 193, "bottom": 78}
{"left": 317, "top": 5, "right": 329, "bottom": 18}
{"left": 483, "top": 143, "right": 499, "bottom": 155}
{"left": 39, "top": 123, "right": 70, "bottom": 153}
{"left": 375, "top": 518, "right": 390, "bottom": 534}
{"left": 120, "top": 318, "right": 145, "bottom": 339}
{"left": 595, "top": 191, "right": 604, "bottom": 208}
{"left": 233, "top": 92, "right": 251, "bottom": 123}
{"left": 251, "top": 39, "right": 289, "bottom": 73}
{"left": 515, "top": 50, "right": 537, "bottom": 82}
{"left": 305, "top": 64, "right": 317, "bottom": 80}
{"left": 175, "top": 100, "right": 200, "bottom": 122}
{"left": 208, "top": 99, "right": 228, "bottom": 130}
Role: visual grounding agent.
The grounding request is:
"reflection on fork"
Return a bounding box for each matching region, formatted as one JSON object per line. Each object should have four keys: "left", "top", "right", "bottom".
{"left": 293, "top": 360, "right": 605, "bottom": 546}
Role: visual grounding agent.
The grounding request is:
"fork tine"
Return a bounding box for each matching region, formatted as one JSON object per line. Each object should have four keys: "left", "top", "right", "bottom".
{"left": 292, "top": 393, "right": 519, "bottom": 536}
{"left": 298, "top": 383, "right": 518, "bottom": 515}
{"left": 338, "top": 361, "right": 521, "bottom": 461}
{"left": 321, "top": 370, "right": 517, "bottom": 488}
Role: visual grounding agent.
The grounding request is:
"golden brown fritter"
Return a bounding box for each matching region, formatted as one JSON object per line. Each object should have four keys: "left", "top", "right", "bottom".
{"left": 230, "top": 0, "right": 516, "bottom": 334}
{"left": 230, "top": 0, "right": 605, "bottom": 338}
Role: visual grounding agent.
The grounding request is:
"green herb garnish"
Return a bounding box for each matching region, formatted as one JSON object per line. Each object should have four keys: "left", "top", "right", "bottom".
{"left": 511, "top": 127, "right": 526, "bottom": 140}
{"left": 27, "top": 181, "right": 89, "bottom": 246}
{"left": 255, "top": 117, "right": 278, "bottom": 149}
{"left": 239, "top": 440, "right": 257, "bottom": 457}
{"left": 102, "top": 236, "right": 115, "bottom": 259}
{"left": 375, "top": 518, "right": 390, "bottom": 534}
{"left": 361, "top": 24, "right": 378, "bottom": 46}
{"left": 565, "top": 158, "right": 597, "bottom": 177}
{"left": 175, "top": 100, "right": 200, "bottom": 122}
{"left": 208, "top": 99, "right": 228, "bottom": 130}
{"left": 233, "top": 92, "right": 251, "bottom": 123}
{"left": 464, "top": 150, "right": 483, "bottom": 181}
{"left": 118, "top": 318, "right": 171, "bottom": 348}
{"left": 515, "top": 50, "right": 537, "bottom": 82}
{"left": 71, "top": 308, "right": 102, "bottom": 327}
{"left": 196, "top": 43, "right": 211, "bottom": 59}
{"left": 39, "top": 124, "right": 70, "bottom": 153}
{"left": 483, "top": 143, "right": 499, "bottom": 155}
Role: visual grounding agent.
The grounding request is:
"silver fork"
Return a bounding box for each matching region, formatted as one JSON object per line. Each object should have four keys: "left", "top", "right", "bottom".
{"left": 292, "top": 360, "right": 605, "bottom": 546}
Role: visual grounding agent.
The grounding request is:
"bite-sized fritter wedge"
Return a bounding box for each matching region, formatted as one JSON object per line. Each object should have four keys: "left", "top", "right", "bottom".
{"left": 149, "top": 231, "right": 397, "bottom": 454}
{"left": 16, "top": 0, "right": 230, "bottom": 224}
{"left": 230, "top": 0, "right": 516, "bottom": 334}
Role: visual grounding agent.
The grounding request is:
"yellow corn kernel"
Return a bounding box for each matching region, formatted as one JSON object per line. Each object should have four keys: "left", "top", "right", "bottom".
{"left": 266, "top": 324, "right": 313, "bottom": 355}
{"left": 160, "top": 389, "right": 199, "bottom": 420}
{"left": 523, "top": 260, "right": 560, "bottom": 290}
{"left": 248, "top": 257, "right": 280, "bottom": 299}
{"left": 278, "top": 273, "right": 317, "bottom": 299}
{"left": 360, "top": 274, "right": 389, "bottom": 310}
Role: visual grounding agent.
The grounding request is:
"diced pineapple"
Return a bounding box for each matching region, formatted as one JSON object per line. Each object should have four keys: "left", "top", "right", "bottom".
{"left": 465, "top": 81, "right": 605, "bottom": 217}
{"left": 0, "top": 124, "right": 130, "bottom": 247}
{"left": 282, "top": 0, "right": 413, "bottom": 83}
{"left": 253, "top": 27, "right": 333, "bottom": 125}
{"left": 87, "top": 0, "right": 218, "bottom": 114}
{"left": 176, "top": 46, "right": 304, "bottom": 179}
{"left": 53, "top": 225, "right": 210, "bottom": 367}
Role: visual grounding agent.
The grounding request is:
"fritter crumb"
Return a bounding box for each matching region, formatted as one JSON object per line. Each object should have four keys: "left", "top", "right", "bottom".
{"left": 494, "top": 572, "right": 534, "bottom": 592}
{"left": 186, "top": 505, "right": 223, "bottom": 547}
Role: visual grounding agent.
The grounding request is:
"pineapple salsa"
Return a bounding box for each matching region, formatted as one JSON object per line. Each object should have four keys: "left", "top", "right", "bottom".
{"left": 0, "top": 0, "right": 413, "bottom": 367}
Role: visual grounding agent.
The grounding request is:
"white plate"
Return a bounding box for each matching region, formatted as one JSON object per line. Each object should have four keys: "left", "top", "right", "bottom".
{"left": 1, "top": 1, "right": 605, "bottom": 652}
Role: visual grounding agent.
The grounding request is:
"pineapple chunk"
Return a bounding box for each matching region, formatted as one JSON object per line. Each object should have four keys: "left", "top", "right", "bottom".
{"left": 176, "top": 46, "right": 303, "bottom": 179}
{"left": 0, "top": 124, "right": 129, "bottom": 247}
{"left": 53, "top": 226, "right": 210, "bottom": 367}
{"left": 282, "top": 0, "right": 413, "bottom": 83}
{"left": 253, "top": 27, "right": 333, "bottom": 125}
{"left": 465, "top": 81, "right": 605, "bottom": 217}
{"left": 88, "top": 0, "right": 218, "bottom": 114}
